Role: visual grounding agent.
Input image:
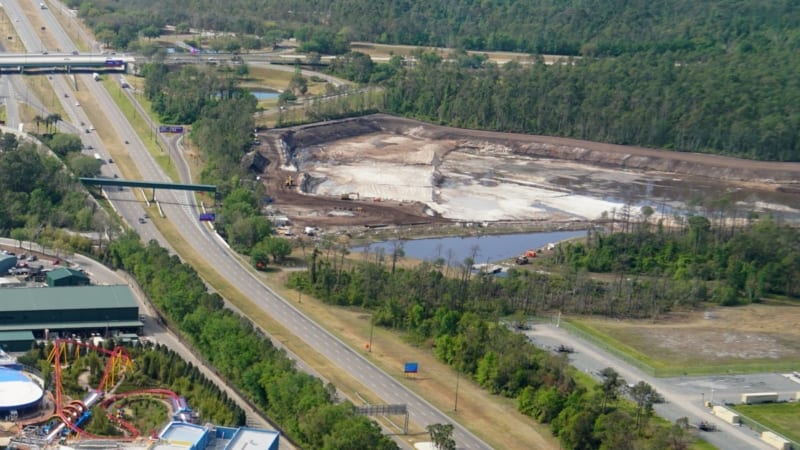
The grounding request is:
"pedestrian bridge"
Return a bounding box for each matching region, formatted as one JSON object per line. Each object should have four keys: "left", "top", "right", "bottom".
{"left": 0, "top": 53, "right": 135, "bottom": 73}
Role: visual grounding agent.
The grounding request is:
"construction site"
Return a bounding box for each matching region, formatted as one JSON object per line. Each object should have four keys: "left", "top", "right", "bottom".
{"left": 255, "top": 114, "right": 800, "bottom": 235}
{"left": 0, "top": 341, "right": 278, "bottom": 450}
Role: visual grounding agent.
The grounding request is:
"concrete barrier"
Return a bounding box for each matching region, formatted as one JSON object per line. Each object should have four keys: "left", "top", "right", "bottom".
{"left": 741, "top": 392, "right": 779, "bottom": 404}
{"left": 761, "top": 431, "right": 791, "bottom": 450}
{"left": 712, "top": 405, "right": 740, "bottom": 424}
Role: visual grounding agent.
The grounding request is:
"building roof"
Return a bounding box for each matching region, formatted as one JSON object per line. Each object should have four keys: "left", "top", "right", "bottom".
{"left": 0, "top": 320, "right": 143, "bottom": 332}
{"left": 0, "top": 330, "right": 35, "bottom": 341}
{"left": 225, "top": 428, "right": 280, "bottom": 450}
{"left": 159, "top": 422, "right": 208, "bottom": 448}
{"left": 0, "top": 367, "right": 43, "bottom": 410}
{"left": 0, "top": 285, "right": 137, "bottom": 312}
{"left": 46, "top": 267, "right": 89, "bottom": 282}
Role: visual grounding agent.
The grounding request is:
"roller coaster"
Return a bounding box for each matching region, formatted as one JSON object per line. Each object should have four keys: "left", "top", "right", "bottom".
{"left": 41, "top": 339, "right": 191, "bottom": 444}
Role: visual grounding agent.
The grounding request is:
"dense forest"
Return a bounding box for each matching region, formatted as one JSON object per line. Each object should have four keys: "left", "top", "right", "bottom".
{"left": 71, "top": 0, "right": 800, "bottom": 160}
{"left": 375, "top": 49, "right": 800, "bottom": 161}
{"left": 105, "top": 234, "right": 397, "bottom": 449}
{"left": 69, "top": 0, "right": 800, "bottom": 56}
{"left": 0, "top": 132, "right": 108, "bottom": 254}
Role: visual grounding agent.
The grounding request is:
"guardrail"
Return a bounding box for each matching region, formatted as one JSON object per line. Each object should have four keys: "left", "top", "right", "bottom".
{"left": 553, "top": 319, "right": 660, "bottom": 376}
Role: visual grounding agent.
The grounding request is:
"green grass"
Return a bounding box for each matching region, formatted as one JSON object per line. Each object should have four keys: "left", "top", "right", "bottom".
{"left": 732, "top": 403, "right": 800, "bottom": 444}
{"left": 690, "top": 438, "right": 719, "bottom": 450}
{"left": 562, "top": 319, "right": 800, "bottom": 377}
{"left": 102, "top": 78, "right": 179, "bottom": 182}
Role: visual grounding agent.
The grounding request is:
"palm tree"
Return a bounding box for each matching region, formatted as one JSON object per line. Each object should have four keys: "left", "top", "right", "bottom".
{"left": 34, "top": 114, "right": 44, "bottom": 133}
{"left": 45, "top": 113, "right": 62, "bottom": 133}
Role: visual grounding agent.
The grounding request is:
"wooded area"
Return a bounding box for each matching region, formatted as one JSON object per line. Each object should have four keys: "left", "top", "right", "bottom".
{"left": 72, "top": 0, "right": 800, "bottom": 160}
{"left": 69, "top": 0, "right": 800, "bottom": 56}
{"left": 0, "top": 133, "right": 105, "bottom": 252}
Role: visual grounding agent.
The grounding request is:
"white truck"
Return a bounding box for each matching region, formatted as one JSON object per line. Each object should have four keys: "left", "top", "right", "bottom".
{"left": 40, "top": 3, "right": 46, "bottom": 9}
{"left": 93, "top": 153, "right": 103, "bottom": 162}
{"left": 92, "top": 72, "right": 100, "bottom": 81}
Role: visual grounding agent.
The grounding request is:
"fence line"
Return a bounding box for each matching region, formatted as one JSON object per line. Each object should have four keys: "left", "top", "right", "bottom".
{"left": 735, "top": 409, "right": 799, "bottom": 450}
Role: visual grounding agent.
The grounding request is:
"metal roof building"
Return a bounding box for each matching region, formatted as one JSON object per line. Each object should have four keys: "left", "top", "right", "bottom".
{"left": 0, "top": 285, "right": 141, "bottom": 335}
{"left": 223, "top": 427, "right": 279, "bottom": 450}
{"left": 0, "top": 330, "right": 35, "bottom": 352}
{"left": 0, "top": 255, "right": 17, "bottom": 275}
{"left": 46, "top": 267, "right": 90, "bottom": 286}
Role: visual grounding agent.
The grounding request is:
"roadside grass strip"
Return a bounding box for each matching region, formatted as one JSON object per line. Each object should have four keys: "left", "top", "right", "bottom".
{"left": 732, "top": 403, "right": 800, "bottom": 446}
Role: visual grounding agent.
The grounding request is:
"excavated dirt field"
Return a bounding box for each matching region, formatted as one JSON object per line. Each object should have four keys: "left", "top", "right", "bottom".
{"left": 256, "top": 114, "right": 800, "bottom": 233}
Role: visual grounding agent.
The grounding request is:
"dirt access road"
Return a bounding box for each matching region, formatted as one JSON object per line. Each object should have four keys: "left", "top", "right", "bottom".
{"left": 256, "top": 114, "right": 800, "bottom": 234}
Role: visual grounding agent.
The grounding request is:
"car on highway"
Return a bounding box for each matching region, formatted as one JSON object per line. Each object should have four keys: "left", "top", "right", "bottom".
{"left": 138, "top": 217, "right": 146, "bottom": 224}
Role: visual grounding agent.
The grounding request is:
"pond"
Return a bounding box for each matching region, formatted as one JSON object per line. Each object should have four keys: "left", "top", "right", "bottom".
{"left": 250, "top": 90, "right": 280, "bottom": 100}
{"left": 352, "top": 230, "right": 586, "bottom": 263}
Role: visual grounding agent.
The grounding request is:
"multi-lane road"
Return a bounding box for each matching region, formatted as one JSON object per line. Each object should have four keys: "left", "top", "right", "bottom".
{"left": 7, "top": 1, "right": 493, "bottom": 448}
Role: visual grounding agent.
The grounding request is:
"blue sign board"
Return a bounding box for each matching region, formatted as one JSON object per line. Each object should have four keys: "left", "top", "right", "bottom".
{"left": 404, "top": 362, "right": 419, "bottom": 373}
{"left": 159, "top": 125, "right": 185, "bottom": 134}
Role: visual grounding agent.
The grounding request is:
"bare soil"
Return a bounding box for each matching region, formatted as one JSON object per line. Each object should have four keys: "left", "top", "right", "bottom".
{"left": 580, "top": 304, "right": 800, "bottom": 367}
{"left": 256, "top": 114, "right": 800, "bottom": 234}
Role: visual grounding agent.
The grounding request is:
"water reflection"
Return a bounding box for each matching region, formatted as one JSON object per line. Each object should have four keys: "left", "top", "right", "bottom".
{"left": 352, "top": 230, "right": 586, "bottom": 263}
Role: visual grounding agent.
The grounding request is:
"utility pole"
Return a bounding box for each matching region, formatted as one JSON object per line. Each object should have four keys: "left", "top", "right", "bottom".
{"left": 454, "top": 370, "right": 460, "bottom": 412}
{"left": 368, "top": 316, "right": 374, "bottom": 353}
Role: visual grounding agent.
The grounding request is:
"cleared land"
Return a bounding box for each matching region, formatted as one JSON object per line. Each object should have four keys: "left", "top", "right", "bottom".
{"left": 258, "top": 114, "right": 800, "bottom": 233}
{"left": 570, "top": 305, "right": 800, "bottom": 375}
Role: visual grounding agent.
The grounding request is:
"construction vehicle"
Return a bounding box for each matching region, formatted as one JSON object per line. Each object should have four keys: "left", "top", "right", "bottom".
{"left": 340, "top": 192, "right": 359, "bottom": 200}
{"left": 284, "top": 175, "right": 294, "bottom": 187}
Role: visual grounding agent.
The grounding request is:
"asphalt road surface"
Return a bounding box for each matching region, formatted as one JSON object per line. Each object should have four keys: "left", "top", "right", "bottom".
{"left": 526, "top": 323, "right": 798, "bottom": 450}
{"left": 11, "top": 1, "right": 492, "bottom": 448}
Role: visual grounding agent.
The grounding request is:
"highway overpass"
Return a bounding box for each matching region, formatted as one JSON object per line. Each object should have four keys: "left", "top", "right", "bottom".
{"left": 0, "top": 53, "right": 135, "bottom": 73}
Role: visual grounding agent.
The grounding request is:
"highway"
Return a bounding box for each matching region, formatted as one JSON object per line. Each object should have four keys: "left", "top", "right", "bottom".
{"left": 11, "top": 1, "right": 493, "bottom": 448}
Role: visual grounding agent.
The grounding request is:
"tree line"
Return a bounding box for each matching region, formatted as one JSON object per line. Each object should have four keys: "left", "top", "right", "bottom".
{"left": 288, "top": 245, "right": 699, "bottom": 448}
{"left": 69, "top": 0, "right": 800, "bottom": 161}
{"left": 105, "top": 233, "right": 397, "bottom": 449}
{"left": 329, "top": 47, "right": 798, "bottom": 161}
{"left": 69, "top": 0, "right": 800, "bottom": 57}
{"left": 562, "top": 216, "right": 800, "bottom": 306}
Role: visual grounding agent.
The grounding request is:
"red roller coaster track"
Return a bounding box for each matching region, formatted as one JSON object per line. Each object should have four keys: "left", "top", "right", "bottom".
{"left": 44, "top": 339, "right": 180, "bottom": 441}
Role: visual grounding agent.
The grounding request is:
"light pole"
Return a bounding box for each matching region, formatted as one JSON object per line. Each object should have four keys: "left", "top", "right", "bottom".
{"left": 454, "top": 370, "right": 460, "bottom": 412}
{"left": 368, "top": 316, "right": 374, "bottom": 353}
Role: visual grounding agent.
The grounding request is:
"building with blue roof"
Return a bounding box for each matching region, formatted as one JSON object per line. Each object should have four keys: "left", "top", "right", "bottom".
{"left": 156, "top": 421, "right": 210, "bottom": 450}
